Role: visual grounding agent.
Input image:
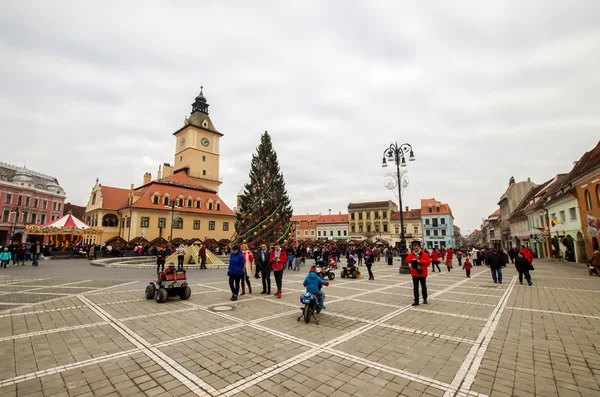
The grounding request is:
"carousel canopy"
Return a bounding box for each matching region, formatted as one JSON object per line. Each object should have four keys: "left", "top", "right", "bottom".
{"left": 43, "top": 213, "right": 90, "bottom": 229}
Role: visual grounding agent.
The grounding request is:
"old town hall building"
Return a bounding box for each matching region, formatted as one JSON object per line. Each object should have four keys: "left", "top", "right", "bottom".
{"left": 84, "top": 88, "right": 235, "bottom": 244}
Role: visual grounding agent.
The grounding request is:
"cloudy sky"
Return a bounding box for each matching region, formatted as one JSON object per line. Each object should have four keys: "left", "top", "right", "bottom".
{"left": 1, "top": 0, "right": 599, "bottom": 233}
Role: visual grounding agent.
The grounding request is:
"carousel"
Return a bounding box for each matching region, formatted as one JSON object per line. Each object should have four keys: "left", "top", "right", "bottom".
{"left": 26, "top": 212, "right": 103, "bottom": 248}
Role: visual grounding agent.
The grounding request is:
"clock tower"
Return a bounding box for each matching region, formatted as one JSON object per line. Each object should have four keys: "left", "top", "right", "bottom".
{"left": 173, "top": 87, "right": 223, "bottom": 192}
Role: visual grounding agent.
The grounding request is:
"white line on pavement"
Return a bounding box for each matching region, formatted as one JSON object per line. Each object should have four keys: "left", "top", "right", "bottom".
{"left": 506, "top": 306, "right": 600, "bottom": 320}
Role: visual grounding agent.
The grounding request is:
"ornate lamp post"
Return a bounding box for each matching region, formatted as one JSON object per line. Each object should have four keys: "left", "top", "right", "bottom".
{"left": 166, "top": 200, "right": 180, "bottom": 242}
{"left": 10, "top": 207, "right": 20, "bottom": 243}
{"left": 382, "top": 142, "right": 415, "bottom": 274}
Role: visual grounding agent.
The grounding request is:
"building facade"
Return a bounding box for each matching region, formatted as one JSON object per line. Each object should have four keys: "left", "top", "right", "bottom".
{"left": 0, "top": 163, "right": 66, "bottom": 244}
{"left": 498, "top": 177, "right": 537, "bottom": 249}
{"left": 84, "top": 88, "right": 236, "bottom": 244}
{"left": 316, "top": 213, "right": 348, "bottom": 241}
{"left": 482, "top": 209, "right": 502, "bottom": 249}
{"left": 347, "top": 200, "right": 396, "bottom": 241}
{"left": 390, "top": 208, "right": 422, "bottom": 247}
{"left": 421, "top": 198, "right": 455, "bottom": 250}
{"left": 291, "top": 214, "right": 320, "bottom": 240}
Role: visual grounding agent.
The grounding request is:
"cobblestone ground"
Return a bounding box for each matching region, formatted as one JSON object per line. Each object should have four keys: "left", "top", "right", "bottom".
{"left": 0, "top": 258, "right": 599, "bottom": 396}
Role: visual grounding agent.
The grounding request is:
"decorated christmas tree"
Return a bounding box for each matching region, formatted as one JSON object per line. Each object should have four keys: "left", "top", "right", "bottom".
{"left": 234, "top": 131, "right": 294, "bottom": 246}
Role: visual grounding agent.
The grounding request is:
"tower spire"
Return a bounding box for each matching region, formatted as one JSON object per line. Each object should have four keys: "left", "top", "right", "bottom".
{"left": 191, "top": 84, "right": 209, "bottom": 114}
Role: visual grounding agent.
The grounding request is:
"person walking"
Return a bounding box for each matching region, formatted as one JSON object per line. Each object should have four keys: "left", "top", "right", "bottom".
{"left": 385, "top": 247, "right": 394, "bottom": 266}
{"left": 365, "top": 248, "right": 375, "bottom": 280}
{"left": 31, "top": 241, "right": 42, "bottom": 266}
{"left": 228, "top": 245, "right": 244, "bottom": 301}
{"left": 487, "top": 248, "right": 505, "bottom": 284}
{"left": 255, "top": 244, "right": 271, "bottom": 294}
{"left": 406, "top": 242, "right": 431, "bottom": 306}
{"left": 357, "top": 248, "right": 363, "bottom": 266}
{"left": 156, "top": 247, "right": 166, "bottom": 275}
{"left": 240, "top": 244, "right": 254, "bottom": 295}
{"left": 515, "top": 251, "right": 533, "bottom": 285}
{"left": 462, "top": 257, "right": 472, "bottom": 278}
{"left": 16, "top": 244, "right": 26, "bottom": 266}
{"left": 0, "top": 247, "right": 11, "bottom": 268}
{"left": 445, "top": 247, "right": 454, "bottom": 269}
{"left": 430, "top": 248, "right": 441, "bottom": 272}
{"left": 270, "top": 244, "right": 287, "bottom": 298}
{"left": 456, "top": 250, "right": 463, "bottom": 266}
{"left": 286, "top": 246, "right": 295, "bottom": 270}
{"left": 176, "top": 245, "right": 186, "bottom": 271}
{"left": 199, "top": 243, "right": 207, "bottom": 269}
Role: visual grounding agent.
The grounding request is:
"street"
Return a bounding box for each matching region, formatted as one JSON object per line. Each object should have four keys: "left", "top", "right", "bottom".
{"left": 0, "top": 258, "right": 598, "bottom": 396}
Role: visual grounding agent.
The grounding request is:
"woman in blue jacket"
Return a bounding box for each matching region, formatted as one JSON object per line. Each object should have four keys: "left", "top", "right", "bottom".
{"left": 228, "top": 245, "right": 245, "bottom": 301}
{"left": 303, "top": 267, "right": 329, "bottom": 311}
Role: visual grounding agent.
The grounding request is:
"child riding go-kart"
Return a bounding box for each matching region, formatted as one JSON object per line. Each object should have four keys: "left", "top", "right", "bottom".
{"left": 145, "top": 263, "right": 191, "bottom": 303}
{"left": 340, "top": 255, "right": 361, "bottom": 279}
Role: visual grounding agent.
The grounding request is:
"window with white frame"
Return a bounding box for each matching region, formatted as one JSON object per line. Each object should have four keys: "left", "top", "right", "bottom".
{"left": 569, "top": 207, "right": 577, "bottom": 221}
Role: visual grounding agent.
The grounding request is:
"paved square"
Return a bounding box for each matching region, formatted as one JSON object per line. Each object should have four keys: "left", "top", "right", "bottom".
{"left": 0, "top": 258, "right": 599, "bottom": 396}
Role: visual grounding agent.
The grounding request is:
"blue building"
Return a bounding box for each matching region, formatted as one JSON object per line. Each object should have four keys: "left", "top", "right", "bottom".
{"left": 421, "top": 198, "right": 455, "bottom": 250}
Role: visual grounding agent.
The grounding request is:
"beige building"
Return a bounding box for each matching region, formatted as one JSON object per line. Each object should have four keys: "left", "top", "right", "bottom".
{"left": 291, "top": 214, "right": 320, "bottom": 240}
{"left": 84, "top": 88, "right": 236, "bottom": 244}
{"left": 390, "top": 208, "right": 422, "bottom": 246}
{"left": 348, "top": 200, "right": 396, "bottom": 241}
{"left": 316, "top": 212, "right": 349, "bottom": 241}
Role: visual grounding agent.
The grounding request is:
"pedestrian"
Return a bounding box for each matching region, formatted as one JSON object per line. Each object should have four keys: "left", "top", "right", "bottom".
{"left": 286, "top": 246, "right": 295, "bottom": 270}
{"left": 385, "top": 247, "right": 394, "bottom": 266}
{"left": 270, "top": 244, "right": 287, "bottom": 298}
{"left": 456, "top": 250, "right": 463, "bottom": 266}
{"left": 357, "top": 248, "right": 363, "bottom": 266}
{"left": 365, "top": 248, "right": 375, "bottom": 280}
{"left": 199, "top": 243, "right": 207, "bottom": 269}
{"left": 240, "top": 244, "right": 254, "bottom": 295}
{"left": 445, "top": 247, "right": 454, "bottom": 269}
{"left": 430, "top": 248, "right": 441, "bottom": 272}
{"left": 487, "top": 248, "right": 505, "bottom": 284}
{"left": 228, "top": 245, "right": 244, "bottom": 301}
{"left": 156, "top": 247, "right": 166, "bottom": 275}
{"left": 519, "top": 245, "right": 534, "bottom": 265}
{"left": 176, "top": 245, "right": 186, "bottom": 271}
{"left": 16, "top": 244, "right": 26, "bottom": 266}
{"left": 25, "top": 242, "right": 31, "bottom": 262}
{"left": 406, "top": 242, "right": 431, "bottom": 306}
{"left": 462, "top": 257, "right": 472, "bottom": 278}
{"left": 515, "top": 252, "right": 533, "bottom": 286}
{"left": 0, "top": 247, "right": 11, "bottom": 268}
{"left": 31, "top": 241, "right": 42, "bottom": 266}
{"left": 255, "top": 244, "right": 270, "bottom": 294}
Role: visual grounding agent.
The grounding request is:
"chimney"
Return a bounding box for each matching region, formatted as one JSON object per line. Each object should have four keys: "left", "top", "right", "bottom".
{"left": 405, "top": 206, "right": 409, "bottom": 211}
{"left": 143, "top": 172, "right": 151, "bottom": 185}
{"left": 157, "top": 164, "right": 162, "bottom": 180}
{"left": 129, "top": 183, "right": 134, "bottom": 191}
{"left": 328, "top": 209, "right": 331, "bottom": 215}
{"left": 339, "top": 211, "right": 341, "bottom": 215}
{"left": 527, "top": 177, "right": 531, "bottom": 182}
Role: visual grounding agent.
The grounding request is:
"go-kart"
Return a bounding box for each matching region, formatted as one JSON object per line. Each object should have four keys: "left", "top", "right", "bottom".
{"left": 145, "top": 268, "right": 191, "bottom": 303}
{"left": 316, "top": 263, "right": 335, "bottom": 280}
{"left": 340, "top": 266, "right": 361, "bottom": 279}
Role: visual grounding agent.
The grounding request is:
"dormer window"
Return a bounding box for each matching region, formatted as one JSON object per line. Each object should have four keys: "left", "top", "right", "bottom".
{"left": 216, "top": 203, "right": 221, "bottom": 211}
{"left": 195, "top": 199, "right": 201, "bottom": 209}
{"left": 152, "top": 193, "right": 159, "bottom": 204}
{"left": 187, "top": 199, "right": 193, "bottom": 207}
{"left": 163, "top": 194, "right": 170, "bottom": 206}
{"left": 208, "top": 202, "right": 213, "bottom": 210}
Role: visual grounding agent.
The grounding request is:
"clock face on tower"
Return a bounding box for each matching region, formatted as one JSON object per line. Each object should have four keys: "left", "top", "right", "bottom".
{"left": 201, "top": 137, "right": 210, "bottom": 147}
{"left": 180, "top": 137, "right": 186, "bottom": 147}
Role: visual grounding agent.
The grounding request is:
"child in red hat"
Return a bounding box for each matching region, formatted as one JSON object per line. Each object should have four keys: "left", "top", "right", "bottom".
{"left": 462, "top": 257, "right": 472, "bottom": 278}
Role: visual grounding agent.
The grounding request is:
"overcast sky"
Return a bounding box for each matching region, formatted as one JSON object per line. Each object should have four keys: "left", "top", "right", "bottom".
{"left": 1, "top": 0, "right": 599, "bottom": 233}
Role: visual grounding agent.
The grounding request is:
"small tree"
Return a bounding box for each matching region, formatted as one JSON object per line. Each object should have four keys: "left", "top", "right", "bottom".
{"left": 234, "top": 131, "right": 293, "bottom": 246}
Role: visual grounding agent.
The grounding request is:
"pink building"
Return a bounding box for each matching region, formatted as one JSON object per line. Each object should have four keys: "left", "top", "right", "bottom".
{"left": 0, "top": 162, "right": 66, "bottom": 244}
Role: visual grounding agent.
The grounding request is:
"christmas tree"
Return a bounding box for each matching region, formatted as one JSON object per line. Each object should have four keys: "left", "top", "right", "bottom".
{"left": 234, "top": 131, "right": 294, "bottom": 246}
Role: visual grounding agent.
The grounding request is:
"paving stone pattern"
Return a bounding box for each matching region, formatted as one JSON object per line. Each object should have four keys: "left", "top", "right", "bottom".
{"left": 0, "top": 258, "right": 599, "bottom": 396}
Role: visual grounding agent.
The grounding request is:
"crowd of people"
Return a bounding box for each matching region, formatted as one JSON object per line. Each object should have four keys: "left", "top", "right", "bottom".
{"left": 0, "top": 241, "right": 44, "bottom": 267}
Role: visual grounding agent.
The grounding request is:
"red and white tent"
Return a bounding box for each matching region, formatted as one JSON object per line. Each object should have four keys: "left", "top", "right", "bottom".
{"left": 42, "top": 213, "right": 90, "bottom": 229}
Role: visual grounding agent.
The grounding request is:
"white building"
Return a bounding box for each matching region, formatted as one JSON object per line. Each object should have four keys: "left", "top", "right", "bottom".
{"left": 316, "top": 213, "right": 348, "bottom": 241}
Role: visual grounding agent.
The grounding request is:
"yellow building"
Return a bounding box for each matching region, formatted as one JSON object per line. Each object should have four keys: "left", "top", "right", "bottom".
{"left": 390, "top": 208, "right": 423, "bottom": 246}
{"left": 84, "top": 88, "right": 236, "bottom": 244}
{"left": 348, "top": 200, "right": 396, "bottom": 241}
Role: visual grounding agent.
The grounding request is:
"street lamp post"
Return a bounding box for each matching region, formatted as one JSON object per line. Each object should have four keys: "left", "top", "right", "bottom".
{"left": 10, "top": 207, "right": 20, "bottom": 243}
{"left": 382, "top": 142, "right": 415, "bottom": 274}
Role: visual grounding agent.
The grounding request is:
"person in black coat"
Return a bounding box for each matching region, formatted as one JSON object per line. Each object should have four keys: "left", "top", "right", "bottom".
{"left": 255, "top": 244, "right": 271, "bottom": 294}
{"left": 515, "top": 252, "right": 533, "bottom": 286}
{"left": 487, "top": 249, "right": 505, "bottom": 284}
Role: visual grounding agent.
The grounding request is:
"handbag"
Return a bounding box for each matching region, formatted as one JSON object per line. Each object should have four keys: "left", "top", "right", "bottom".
{"left": 528, "top": 264, "right": 535, "bottom": 271}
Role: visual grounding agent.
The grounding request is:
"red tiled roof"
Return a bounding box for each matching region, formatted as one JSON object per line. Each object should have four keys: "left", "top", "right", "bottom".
{"left": 562, "top": 140, "right": 600, "bottom": 185}
{"left": 125, "top": 179, "right": 235, "bottom": 216}
{"left": 390, "top": 209, "right": 421, "bottom": 220}
{"left": 100, "top": 186, "right": 130, "bottom": 210}
{"left": 420, "top": 198, "right": 452, "bottom": 215}
{"left": 489, "top": 209, "right": 501, "bottom": 218}
{"left": 291, "top": 214, "right": 320, "bottom": 223}
{"left": 316, "top": 214, "right": 348, "bottom": 224}
{"left": 154, "top": 171, "right": 216, "bottom": 193}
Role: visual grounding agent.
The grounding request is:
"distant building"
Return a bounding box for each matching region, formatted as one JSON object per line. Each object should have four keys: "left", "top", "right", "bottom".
{"left": 84, "top": 88, "right": 235, "bottom": 244}
{"left": 421, "top": 198, "right": 455, "bottom": 250}
{"left": 498, "top": 177, "right": 537, "bottom": 249}
{"left": 348, "top": 200, "right": 396, "bottom": 242}
{"left": 63, "top": 202, "right": 86, "bottom": 221}
{"left": 291, "top": 214, "right": 320, "bottom": 240}
{"left": 316, "top": 211, "right": 348, "bottom": 241}
{"left": 390, "top": 207, "right": 422, "bottom": 247}
{"left": 0, "top": 163, "right": 66, "bottom": 244}
{"left": 481, "top": 209, "right": 502, "bottom": 249}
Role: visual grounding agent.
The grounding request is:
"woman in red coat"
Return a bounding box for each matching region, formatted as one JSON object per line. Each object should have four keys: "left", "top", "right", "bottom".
{"left": 269, "top": 244, "right": 287, "bottom": 298}
{"left": 405, "top": 242, "right": 431, "bottom": 306}
{"left": 430, "top": 248, "right": 441, "bottom": 272}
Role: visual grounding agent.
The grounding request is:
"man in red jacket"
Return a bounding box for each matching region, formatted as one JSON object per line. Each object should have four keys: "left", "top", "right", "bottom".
{"left": 519, "top": 245, "right": 533, "bottom": 264}
{"left": 269, "top": 244, "right": 287, "bottom": 298}
{"left": 406, "top": 242, "right": 431, "bottom": 306}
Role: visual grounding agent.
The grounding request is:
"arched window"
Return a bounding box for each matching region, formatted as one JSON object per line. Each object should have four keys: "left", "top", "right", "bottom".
{"left": 173, "top": 217, "right": 183, "bottom": 229}
{"left": 596, "top": 184, "right": 600, "bottom": 206}
{"left": 585, "top": 189, "right": 593, "bottom": 210}
{"left": 102, "top": 214, "right": 119, "bottom": 227}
